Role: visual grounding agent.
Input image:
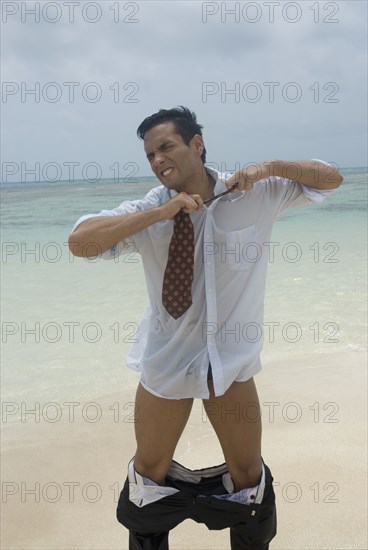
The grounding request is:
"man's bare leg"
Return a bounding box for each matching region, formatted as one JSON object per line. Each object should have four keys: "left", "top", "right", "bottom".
{"left": 133, "top": 383, "right": 194, "bottom": 485}
{"left": 203, "top": 377, "right": 262, "bottom": 492}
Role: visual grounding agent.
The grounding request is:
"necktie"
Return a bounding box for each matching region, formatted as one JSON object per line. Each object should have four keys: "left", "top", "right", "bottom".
{"left": 162, "top": 209, "right": 194, "bottom": 319}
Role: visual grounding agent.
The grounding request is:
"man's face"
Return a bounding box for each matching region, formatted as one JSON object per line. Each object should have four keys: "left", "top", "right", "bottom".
{"left": 143, "top": 122, "right": 204, "bottom": 190}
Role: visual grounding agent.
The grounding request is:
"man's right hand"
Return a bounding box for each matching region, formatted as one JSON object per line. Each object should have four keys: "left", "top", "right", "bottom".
{"left": 158, "top": 192, "right": 204, "bottom": 220}
{"left": 69, "top": 193, "right": 204, "bottom": 257}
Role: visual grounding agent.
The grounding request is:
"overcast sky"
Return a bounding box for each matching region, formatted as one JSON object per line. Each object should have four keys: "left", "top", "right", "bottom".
{"left": 2, "top": 0, "right": 367, "bottom": 182}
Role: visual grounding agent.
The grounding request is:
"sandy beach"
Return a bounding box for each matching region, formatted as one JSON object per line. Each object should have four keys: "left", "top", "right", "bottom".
{"left": 1, "top": 350, "right": 366, "bottom": 550}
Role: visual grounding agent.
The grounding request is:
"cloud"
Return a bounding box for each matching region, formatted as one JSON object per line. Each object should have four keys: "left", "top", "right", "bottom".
{"left": 2, "top": 0, "right": 367, "bottom": 173}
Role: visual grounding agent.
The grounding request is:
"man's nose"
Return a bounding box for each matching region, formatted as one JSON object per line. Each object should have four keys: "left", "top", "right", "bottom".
{"left": 152, "top": 154, "right": 165, "bottom": 170}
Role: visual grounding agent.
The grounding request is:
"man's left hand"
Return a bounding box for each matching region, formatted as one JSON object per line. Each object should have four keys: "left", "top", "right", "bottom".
{"left": 226, "top": 161, "right": 275, "bottom": 191}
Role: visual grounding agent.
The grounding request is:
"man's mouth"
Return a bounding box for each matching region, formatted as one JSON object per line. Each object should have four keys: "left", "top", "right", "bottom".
{"left": 161, "top": 167, "right": 174, "bottom": 177}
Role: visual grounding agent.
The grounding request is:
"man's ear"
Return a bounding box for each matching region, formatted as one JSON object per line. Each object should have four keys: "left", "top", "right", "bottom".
{"left": 191, "top": 134, "right": 205, "bottom": 156}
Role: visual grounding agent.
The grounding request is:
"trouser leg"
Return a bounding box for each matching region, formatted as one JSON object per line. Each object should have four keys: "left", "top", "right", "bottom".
{"left": 116, "top": 461, "right": 178, "bottom": 550}
{"left": 117, "top": 477, "right": 171, "bottom": 550}
{"left": 229, "top": 508, "right": 276, "bottom": 550}
{"left": 229, "top": 463, "right": 277, "bottom": 550}
{"left": 128, "top": 530, "right": 169, "bottom": 550}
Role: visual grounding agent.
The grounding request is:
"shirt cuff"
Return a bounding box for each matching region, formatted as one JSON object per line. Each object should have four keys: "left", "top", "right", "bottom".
{"left": 300, "top": 183, "right": 337, "bottom": 204}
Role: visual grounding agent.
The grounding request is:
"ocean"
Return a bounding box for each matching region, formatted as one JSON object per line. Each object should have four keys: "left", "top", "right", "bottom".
{"left": 1, "top": 168, "right": 367, "bottom": 411}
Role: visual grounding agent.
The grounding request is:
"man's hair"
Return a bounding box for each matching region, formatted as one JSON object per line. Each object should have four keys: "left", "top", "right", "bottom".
{"left": 137, "top": 106, "right": 206, "bottom": 163}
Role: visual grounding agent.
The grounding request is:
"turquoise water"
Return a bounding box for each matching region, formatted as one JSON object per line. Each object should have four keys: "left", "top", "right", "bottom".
{"left": 1, "top": 168, "right": 367, "bottom": 406}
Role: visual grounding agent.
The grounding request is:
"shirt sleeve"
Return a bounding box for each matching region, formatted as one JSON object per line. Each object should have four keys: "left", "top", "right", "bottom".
{"left": 266, "top": 159, "right": 338, "bottom": 218}
{"left": 70, "top": 186, "right": 162, "bottom": 261}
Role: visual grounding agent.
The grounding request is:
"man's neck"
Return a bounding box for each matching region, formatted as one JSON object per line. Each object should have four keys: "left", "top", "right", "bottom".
{"left": 180, "top": 166, "right": 215, "bottom": 201}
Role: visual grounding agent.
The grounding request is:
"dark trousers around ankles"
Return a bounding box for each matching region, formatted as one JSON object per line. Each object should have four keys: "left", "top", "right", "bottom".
{"left": 116, "top": 459, "right": 277, "bottom": 550}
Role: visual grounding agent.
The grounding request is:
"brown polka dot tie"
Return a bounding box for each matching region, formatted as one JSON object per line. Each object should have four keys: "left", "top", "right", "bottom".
{"left": 162, "top": 209, "right": 194, "bottom": 319}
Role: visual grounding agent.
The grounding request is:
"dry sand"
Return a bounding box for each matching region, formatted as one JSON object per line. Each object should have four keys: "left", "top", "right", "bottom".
{"left": 1, "top": 351, "right": 367, "bottom": 549}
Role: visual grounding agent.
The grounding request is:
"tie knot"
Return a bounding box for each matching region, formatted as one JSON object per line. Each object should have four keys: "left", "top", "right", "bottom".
{"left": 175, "top": 209, "right": 190, "bottom": 221}
{"left": 174, "top": 209, "right": 193, "bottom": 232}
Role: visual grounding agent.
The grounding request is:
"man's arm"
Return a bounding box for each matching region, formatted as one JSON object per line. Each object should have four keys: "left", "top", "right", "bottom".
{"left": 68, "top": 208, "right": 165, "bottom": 257}
{"left": 68, "top": 192, "right": 204, "bottom": 257}
{"left": 227, "top": 159, "right": 344, "bottom": 191}
{"left": 268, "top": 160, "right": 343, "bottom": 189}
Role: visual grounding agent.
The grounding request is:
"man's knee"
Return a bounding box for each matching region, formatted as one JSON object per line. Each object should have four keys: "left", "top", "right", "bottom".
{"left": 133, "top": 456, "right": 171, "bottom": 486}
{"left": 228, "top": 456, "right": 263, "bottom": 492}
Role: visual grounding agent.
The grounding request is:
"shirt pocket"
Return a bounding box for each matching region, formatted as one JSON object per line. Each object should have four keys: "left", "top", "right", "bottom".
{"left": 225, "top": 224, "right": 261, "bottom": 271}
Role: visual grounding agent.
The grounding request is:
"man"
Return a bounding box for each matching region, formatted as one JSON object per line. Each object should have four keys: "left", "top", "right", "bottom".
{"left": 69, "top": 106, "right": 343, "bottom": 549}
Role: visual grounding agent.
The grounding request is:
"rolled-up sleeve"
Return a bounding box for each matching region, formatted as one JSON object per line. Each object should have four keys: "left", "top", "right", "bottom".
{"left": 266, "top": 159, "right": 338, "bottom": 218}
{"left": 70, "top": 186, "right": 162, "bottom": 261}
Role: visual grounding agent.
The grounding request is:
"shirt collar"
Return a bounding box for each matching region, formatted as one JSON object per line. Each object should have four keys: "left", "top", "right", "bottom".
{"left": 207, "top": 167, "right": 246, "bottom": 205}
{"left": 166, "top": 167, "right": 245, "bottom": 204}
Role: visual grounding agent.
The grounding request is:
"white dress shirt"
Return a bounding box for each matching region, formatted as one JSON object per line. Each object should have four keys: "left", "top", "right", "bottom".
{"left": 71, "top": 161, "right": 336, "bottom": 399}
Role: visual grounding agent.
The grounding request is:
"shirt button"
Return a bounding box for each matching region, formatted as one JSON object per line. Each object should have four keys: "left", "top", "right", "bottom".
{"left": 209, "top": 288, "right": 213, "bottom": 292}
